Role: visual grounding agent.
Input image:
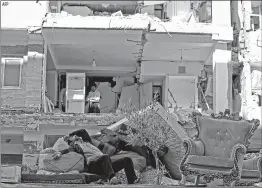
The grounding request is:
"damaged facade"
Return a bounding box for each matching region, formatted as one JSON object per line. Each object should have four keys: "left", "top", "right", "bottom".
{"left": 1, "top": 1, "right": 262, "bottom": 186}
{"left": 1, "top": 0, "right": 235, "bottom": 115}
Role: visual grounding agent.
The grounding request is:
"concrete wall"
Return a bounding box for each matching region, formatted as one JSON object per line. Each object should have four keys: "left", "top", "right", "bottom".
{"left": 112, "top": 76, "right": 135, "bottom": 93}
{"left": 1, "top": 46, "right": 28, "bottom": 108}
{"left": 97, "top": 82, "right": 116, "bottom": 113}
{"left": 46, "top": 71, "right": 58, "bottom": 105}
{"left": 168, "top": 76, "right": 197, "bottom": 110}
{"left": 141, "top": 61, "right": 203, "bottom": 76}
{"left": 1, "top": 38, "right": 44, "bottom": 110}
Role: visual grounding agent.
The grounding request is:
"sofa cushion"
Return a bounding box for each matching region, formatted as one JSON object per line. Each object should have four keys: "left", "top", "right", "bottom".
{"left": 241, "top": 170, "right": 260, "bottom": 178}
{"left": 197, "top": 116, "right": 253, "bottom": 158}
{"left": 187, "top": 155, "right": 234, "bottom": 168}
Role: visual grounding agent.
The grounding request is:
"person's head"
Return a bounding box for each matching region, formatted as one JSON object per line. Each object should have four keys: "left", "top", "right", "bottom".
{"left": 69, "top": 129, "right": 92, "bottom": 143}
{"left": 63, "top": 135, "right": 72, "bottom": 145}
{"left": 91, "top": 84, "right": 97, "bottom": 92}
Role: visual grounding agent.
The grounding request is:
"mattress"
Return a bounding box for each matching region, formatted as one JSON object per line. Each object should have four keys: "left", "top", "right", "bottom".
{"left": 22, "top": 173, "right": 100, "bottom": 184}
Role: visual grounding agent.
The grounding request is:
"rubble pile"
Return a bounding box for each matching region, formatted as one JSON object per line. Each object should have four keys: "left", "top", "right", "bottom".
{"left": 43, "top": 11, "right": 153, "bottom": 30}
{"left": 1, "top": 112, "right": 124, "bottom": 127}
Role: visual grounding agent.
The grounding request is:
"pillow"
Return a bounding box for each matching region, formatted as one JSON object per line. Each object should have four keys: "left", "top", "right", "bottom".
{"left": 52, "top": 137, "right": 70, "bottom": 152}
{"left": 43, "top": 152, "right": 84, "bottom": 173}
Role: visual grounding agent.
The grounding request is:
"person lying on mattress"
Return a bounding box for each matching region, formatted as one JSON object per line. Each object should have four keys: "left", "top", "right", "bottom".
{"left": 52, "top": 129, "right": 138, "bottom": 185}
{"left": 95, "top": 127, "right": 169, "bottom": 170}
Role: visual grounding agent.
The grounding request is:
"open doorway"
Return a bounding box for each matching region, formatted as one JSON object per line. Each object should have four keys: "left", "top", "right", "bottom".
{"left": 57, "top": 73, "right": 118, "bottom": 113}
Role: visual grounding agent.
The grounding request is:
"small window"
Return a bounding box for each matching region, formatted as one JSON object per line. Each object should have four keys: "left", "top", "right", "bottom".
{"left": 178, "top": 66, "right": 186, "bottom": 74}
{"left": 1, "top": 58, "right": 23, "bottom": 89}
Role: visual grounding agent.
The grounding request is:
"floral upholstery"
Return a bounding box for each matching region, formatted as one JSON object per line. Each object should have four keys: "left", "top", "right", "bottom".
{"left": 179, "top": 111, "right": 260, "bottom": 187}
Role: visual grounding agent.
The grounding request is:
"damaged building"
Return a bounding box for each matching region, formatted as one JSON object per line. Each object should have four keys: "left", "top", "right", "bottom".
{"left": 1, "top": 0, "right": 261, "bottom": 186}
{"left": 2, "top": 1, "right": 234, "bottom": 114}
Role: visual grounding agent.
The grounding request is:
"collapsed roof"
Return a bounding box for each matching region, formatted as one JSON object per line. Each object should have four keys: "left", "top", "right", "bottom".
{"left": 42, "top": 11, "right": 228, "bottom": 35}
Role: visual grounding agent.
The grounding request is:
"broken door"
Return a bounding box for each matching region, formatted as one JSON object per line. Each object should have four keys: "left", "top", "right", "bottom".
{"left": 167, "top": 76, "right": 198, "bottom": 111}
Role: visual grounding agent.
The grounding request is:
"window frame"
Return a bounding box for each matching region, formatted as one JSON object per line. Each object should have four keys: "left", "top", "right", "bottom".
{"left": 1, "top": 57, "right": 23, "bottom": 89}
{"left": 250, "top": 5, "right": 262, "bottom": 30}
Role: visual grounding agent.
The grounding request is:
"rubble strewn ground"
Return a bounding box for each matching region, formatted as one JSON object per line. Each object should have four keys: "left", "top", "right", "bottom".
{"left": 1, "top": 183, "right": 262, "bottom": 187}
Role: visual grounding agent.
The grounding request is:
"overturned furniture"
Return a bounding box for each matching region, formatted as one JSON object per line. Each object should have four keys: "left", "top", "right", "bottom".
{"left": 179, "top": 112, "right": 259, "bottom": 187}
{"left": 236, "top": 149, "right": 262, "bottom": 186}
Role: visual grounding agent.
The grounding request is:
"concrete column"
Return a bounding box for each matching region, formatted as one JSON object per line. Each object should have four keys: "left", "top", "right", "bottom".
{"left": 240, "top": 62, "right": 253, "bottom": 120}
{"left": 212, "top": 48, "right": 232, "bottom": 113}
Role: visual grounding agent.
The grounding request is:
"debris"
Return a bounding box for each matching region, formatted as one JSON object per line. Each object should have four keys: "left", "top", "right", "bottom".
{"left": 111, "top": 10, "right": 123, "bottom": 17}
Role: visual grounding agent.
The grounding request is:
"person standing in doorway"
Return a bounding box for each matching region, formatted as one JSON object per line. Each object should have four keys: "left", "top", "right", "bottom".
{"left": 59, "top": 82, "right": 66, "bottom": 112}
{"left": 86, "top": 84, "right": 101, "bottom": 113}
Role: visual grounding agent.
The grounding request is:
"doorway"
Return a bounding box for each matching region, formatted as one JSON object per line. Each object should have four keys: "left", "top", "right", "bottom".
{"left": 57, "top": 73, "right": 118, "bottom": 113}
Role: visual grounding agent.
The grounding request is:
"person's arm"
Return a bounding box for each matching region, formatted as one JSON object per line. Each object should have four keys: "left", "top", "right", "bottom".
{"left": 90, "top": 91, "right": 100, "bottom": 102}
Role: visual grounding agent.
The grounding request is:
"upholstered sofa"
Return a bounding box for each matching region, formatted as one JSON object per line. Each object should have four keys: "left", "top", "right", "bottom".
{"left": 236, "top": 149, "right": 262, "bottom": 186}
{"left": 179, "top": 111, "right": 259, "bottom": 187}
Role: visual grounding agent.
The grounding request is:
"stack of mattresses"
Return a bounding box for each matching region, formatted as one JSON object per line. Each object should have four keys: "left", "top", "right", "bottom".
{"left": 1, "top": 127, "right": 24, "bottom": 183}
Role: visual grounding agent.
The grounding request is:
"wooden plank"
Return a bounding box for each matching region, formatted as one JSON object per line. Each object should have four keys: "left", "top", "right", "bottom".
{"left": 1, "top": 154, "right": 23, "bottom": 165}
{"left": 1, "top": 134, "right": 23, "bottom": 145}
{"left": 102, "top": 118, "right": 128, "bottom": 132}
{"left": 1, "top": 144, "right": 24, "bottom": 154}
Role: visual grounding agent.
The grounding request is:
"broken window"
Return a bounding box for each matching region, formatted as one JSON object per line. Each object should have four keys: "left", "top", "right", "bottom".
{"left": 1, "top": 58, "right": 23, "bottom": 88}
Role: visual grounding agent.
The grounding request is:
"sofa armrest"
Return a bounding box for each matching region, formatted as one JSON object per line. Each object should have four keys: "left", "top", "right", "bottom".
{"left": 180, "top": 139, "right": 205, "bottom": 173}
{"left": 243, "top": 150, "right": 262, "bottom": 171}
{"left": 183, "top": 139, "right": 205, "bottom": 156}
{"left": 230, "top": 143, "right": 247, "bottom": 177}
